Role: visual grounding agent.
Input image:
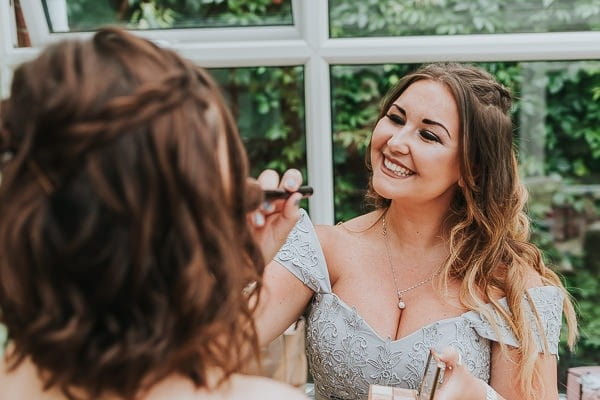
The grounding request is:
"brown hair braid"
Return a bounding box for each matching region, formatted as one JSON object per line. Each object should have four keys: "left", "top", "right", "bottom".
{"left": 0, "top": 28, "right": 263, "bottom": 399}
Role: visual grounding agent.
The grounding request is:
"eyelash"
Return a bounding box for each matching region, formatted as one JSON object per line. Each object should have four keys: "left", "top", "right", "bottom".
{"left": 385, "top": 114, "right": 442, "bottom": 144}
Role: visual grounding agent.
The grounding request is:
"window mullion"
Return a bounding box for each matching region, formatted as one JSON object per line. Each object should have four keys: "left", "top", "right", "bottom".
{"left": 321, "top": 32, "right": 600, "bottom": 64}
{"left": 303, "top": 0, "right": 334, "bottom": 225}
{"left": 171, "top": 40, "right": 311, "bottom": 68}
{"left": 0, "top": 1, "right": 15, "bottom": 98}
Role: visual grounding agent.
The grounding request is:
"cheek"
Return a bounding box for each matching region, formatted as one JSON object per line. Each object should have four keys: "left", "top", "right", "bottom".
{"left": 370, "top": 120, "right": 388, "bottom": 150}
{"left": 434, "top": 153, "right": 461, "bottom": 182}
{"left": 416, "top": 149, "right": 460, "bottom": 178}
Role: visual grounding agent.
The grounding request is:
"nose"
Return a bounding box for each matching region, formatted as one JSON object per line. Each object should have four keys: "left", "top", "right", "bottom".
{"left": 386, "top": 128, "right": 410, "bottom": 155}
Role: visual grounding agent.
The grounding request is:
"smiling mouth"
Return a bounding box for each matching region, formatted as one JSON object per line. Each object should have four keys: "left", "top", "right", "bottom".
{"left": 383, "top": 157, "right": 415, "bottom": 177}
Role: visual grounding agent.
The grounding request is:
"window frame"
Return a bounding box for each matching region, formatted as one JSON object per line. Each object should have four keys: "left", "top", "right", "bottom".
{"left": 19, "top": 0, "right": 302, "bottom": 44}
{"left": 1, "top": 0, "right": 600, "bottom": 224}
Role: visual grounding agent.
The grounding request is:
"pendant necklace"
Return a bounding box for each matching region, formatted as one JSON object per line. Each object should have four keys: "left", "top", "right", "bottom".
{"left": 381, "top": 215, "right": 442, "bottom": 340}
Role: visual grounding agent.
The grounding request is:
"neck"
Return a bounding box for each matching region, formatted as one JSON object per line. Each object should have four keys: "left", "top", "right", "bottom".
{"left": 383, "top": 200, "right": 449, "bottom": 254}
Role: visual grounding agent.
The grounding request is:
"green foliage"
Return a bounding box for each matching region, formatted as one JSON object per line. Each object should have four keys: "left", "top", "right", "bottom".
{"left": 0, "top": 323, "right": 5, "bottom": 356}
{"left": 64, "top": 0, "right": 292, "bottom": 30}
{"left": 331, "top": 65, "right": 410, "bottom": 220}
{"left": 63, "top": 0, "right": 121, "bottom": 30}
{"left": 209, "top": 66, "right": 306, "bottom": 179}
{"left": 329, "top": 0, "right": 600, "bottom": 37}
{"left": 544, "top": 63, "right": 600, "bottom": 178}
{"left": 558, "top": 263, "right": 600, "bottom": 384}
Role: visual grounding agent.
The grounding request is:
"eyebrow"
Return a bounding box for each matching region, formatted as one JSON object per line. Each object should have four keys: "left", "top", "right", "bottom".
{"left": 391, "top": 104, "right": 452, "bottom": 139}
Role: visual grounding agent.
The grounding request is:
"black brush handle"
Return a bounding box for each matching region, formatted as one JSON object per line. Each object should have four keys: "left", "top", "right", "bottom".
{"left": 263, "top": 186, "right": 313, "bottom": 200}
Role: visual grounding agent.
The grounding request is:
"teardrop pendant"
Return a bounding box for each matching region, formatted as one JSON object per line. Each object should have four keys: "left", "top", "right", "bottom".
{"left": 398, "top": 300, "right": 406, "bottom": 309}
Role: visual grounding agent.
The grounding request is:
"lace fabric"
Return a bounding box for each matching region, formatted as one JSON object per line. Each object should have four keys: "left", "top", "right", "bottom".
{"left": 275, "top": 210, "right": 564, "bottom": 400}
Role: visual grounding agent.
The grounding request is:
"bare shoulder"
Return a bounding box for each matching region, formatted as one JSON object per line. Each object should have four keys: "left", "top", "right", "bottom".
{"left": 0, "top": 356, "right": 55, "bottom": 400}
{"left": 487, "top": 265, "right": 546, "bottom": 302}
{"left": 315, "top": 210, "right": 383, "bottom": 284}
{"left": 315, "top": 210, "right": 382, "bottom": 245}
{"left": 227, "top": 375, "right": 307, "bottom": 400}
{"left": 523, "top": 268, "right": 544, "bottom": 289}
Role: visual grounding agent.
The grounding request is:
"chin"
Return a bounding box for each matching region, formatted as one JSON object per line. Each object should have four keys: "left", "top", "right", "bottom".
{"left": 371, "top": 176, "right": 399, "bottom": 200}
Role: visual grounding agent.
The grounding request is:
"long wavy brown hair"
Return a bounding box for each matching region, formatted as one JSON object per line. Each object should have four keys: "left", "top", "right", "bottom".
{"left": 0, "top": 28, "right": 264, "bottom": 399}
{"left": 365, "top": 63, "right": 577, "bottom": 399}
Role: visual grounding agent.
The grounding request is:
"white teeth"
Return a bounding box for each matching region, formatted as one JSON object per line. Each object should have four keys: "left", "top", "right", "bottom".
{"left": 384, "top": 158, "right": 414, "bottom": 177}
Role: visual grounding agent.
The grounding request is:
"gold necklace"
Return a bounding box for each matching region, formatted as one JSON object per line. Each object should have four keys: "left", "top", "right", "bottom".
{"left": 381, "top": 215, "right": 441, "bottom": 338}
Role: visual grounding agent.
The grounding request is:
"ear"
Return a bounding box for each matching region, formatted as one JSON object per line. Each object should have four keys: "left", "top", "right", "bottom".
{"left": 457, "top": 177, "right": 465, "bottom": 188}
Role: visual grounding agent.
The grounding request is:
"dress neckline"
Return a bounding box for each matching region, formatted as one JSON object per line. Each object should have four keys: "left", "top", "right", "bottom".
{"left": 322, "top": 286, "right": 557, "bottom": 345}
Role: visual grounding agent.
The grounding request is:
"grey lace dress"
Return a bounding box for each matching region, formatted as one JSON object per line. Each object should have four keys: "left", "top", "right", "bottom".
{"left": 274, "top": 210, "right": 564, "bottom": 400}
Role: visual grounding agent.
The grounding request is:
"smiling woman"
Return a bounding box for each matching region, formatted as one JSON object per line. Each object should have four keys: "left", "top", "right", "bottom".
{"left": 254, "top": 63, "right": 578, "bottom": 400}
{"left": 369, "top": 79, "right": 461, "bottom": 207}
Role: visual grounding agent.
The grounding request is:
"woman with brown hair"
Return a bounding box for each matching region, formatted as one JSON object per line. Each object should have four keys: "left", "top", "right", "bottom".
{"left": 0, "top": 28, "right": 306, "bottom": 400}
{"left": 255, "top": 63, "right": 578, "bottom": 399}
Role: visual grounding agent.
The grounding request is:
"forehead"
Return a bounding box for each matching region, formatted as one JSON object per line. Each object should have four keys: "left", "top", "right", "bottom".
{"left": 394, "top": 80, "right": 458, "bottom": 120}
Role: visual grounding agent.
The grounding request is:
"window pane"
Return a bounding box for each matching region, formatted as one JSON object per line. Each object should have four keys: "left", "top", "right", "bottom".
{"left": 45, "top": 0, "right": 292, "bottom": 32}
{"left": 209, "top": 66, "right": 306, "bottom": 182}
{"left": 329, "top": 0, "right": 600, "bottom": 37}
{"left": 331, "top": 61, "right": 600, "bottom": 385}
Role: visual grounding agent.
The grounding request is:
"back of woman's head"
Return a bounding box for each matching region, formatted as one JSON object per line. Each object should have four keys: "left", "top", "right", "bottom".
{"left": 0, "top": 28, "right": 263, "bottom": 399}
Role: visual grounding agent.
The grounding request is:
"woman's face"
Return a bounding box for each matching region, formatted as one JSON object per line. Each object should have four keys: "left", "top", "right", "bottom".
{"left": 370, "top": 79, "right": 461, "bottom": 207}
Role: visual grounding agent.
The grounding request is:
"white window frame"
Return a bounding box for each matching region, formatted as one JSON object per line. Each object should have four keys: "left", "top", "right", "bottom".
{"left": 2, "top": 0, "right": 600, "bottom": 224}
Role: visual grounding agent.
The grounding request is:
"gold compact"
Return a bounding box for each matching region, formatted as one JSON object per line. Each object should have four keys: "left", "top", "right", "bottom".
{"left": 417, "top": 350, "right": 445, "bottom": 400}
{"left": 368, "top": 349, "right": 445, "bottom": 400}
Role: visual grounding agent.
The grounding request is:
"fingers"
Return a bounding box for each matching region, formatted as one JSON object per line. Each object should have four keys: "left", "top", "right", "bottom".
{"left": 278, "top": 169, "right": 302, "bottom": 220}
{"left": 282, "top": 192, "right": 302, "bottom": 220}
{"left": 244, "top": 178, "right": 263, "bottom": 212}
{"left": 257, "top": 169, "right": 280, "bottom": 190}
{"left": 252, "top": 170, "right": 280, "bottom": 227}
{"left": 249, "top": 169, "right": 305, "bottom": 261}
{"left": 434, "top": 346, "right": 462, "bottom": 371}
{"left": 249, "top": 169, "right": 304, "bottom": 229}
{"left": 256, "top": 168, "right": 303, "bottom": 215}
{"left": 279, "top": 169, "right": 302, "bottom": 192}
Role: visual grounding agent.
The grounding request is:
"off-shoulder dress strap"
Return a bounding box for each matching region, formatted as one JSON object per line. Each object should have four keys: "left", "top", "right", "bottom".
{"left": 274, "top": 209, "right": 332, "bottom": 294}
{"left": 463, "top": 286, "right": 564, "bottom": 354}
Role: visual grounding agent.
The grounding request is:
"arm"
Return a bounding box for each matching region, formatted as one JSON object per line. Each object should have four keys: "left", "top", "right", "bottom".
{"left": 488, "top": 274, "right": 560, "bottom": 399}
{"left": 489, "top": 343, "right": 559, "bottom": 400}
{"left": 437, "top": 343, "right": 558, "bottom": 400}
{"left": 254, "top": 261, "right": 313, "bottom": 347}
{"left": 434, "top": 347, "right": 503, "bottom": 400}
{"left": 437, "top": 288, "right": 561, "bottom": 400}
{"left": 248, "top": 168, "right": 313, "bottom": 345}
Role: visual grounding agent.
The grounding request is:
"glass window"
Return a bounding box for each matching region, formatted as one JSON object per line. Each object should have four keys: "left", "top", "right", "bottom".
{"left": 44, "top": 0, "right": 293, "bottom": 33}
{"left": 0, "top": 323, "right": 6, "bottom": 357}
{"left": 329, "top": 0, "right": 600, "bottom": 38}
{"left": 209, "top": 65, "right": 306, "bottom": 181}
{"left": 331, "top": 61, "right": 600, "bottom": 382}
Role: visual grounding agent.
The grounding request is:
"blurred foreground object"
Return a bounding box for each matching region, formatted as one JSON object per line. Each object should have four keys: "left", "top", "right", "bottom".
{"left": 582, "top": 373, "right": 600, "bottom": 400}
{"left": 368, "top": 385, "right": 417, "bottom": 400}
{"left": 249, "top": 318, "right": 307, "bottom": 387}
{"left": 568, "top": 367, "right": 600, "bottom": 400}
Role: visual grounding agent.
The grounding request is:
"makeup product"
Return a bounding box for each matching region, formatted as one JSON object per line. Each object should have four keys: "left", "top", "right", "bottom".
{"left": 367, "top": 349, "right": 445, "bottom": 400}
{"left": 368, "top": 385, "right": 417, "bottom": 400}
{"left": 417, "top": 350, "right": 445, "bottom": 400}
{"left": 263, "top": 185, "right": 313, "bottom": 201}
